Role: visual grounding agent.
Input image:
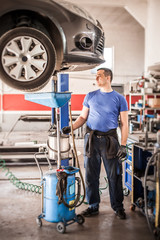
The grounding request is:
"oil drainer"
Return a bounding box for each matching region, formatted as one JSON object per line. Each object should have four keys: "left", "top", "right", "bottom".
{"left": 25, "top": 91, "right": 85, "bottom": 233}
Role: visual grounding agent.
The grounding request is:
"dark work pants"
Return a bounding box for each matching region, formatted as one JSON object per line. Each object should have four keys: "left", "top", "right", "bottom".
{"left": 84, "top": 133, "right": 124, "bottom": 211}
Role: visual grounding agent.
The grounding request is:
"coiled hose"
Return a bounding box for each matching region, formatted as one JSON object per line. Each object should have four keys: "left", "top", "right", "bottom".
{"left": 0, "top": 159, "right": 42, "bottom": 194}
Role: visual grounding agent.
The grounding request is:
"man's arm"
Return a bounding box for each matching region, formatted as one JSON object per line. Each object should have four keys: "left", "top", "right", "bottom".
{"left": 73, "top": 106, "right": 89, "bottom": 130}
{"left": 120, "top": 111, "right": 128, "bottom": 145}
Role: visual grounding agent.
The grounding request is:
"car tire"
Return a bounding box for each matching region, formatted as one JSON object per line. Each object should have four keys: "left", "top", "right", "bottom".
{"left": 0, "top": 27, "right": 56, "bottom": 91}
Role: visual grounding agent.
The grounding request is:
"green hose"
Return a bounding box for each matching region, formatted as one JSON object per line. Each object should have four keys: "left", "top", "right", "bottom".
{"left": 0, "top": 143, "right": 133, "bottom": 196}
{"left": 0, "top": 159, "right": 42, "bottom": 194}
{"left": 99, "top": 176, "right": 109, "bottom": 195}
{"left": 79, "top": 176, "right": 109, "bottom": 205}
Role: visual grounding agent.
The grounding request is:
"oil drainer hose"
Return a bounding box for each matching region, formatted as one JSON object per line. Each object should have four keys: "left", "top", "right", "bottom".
{"left": 68, "top": 101, "right": 86, "bottom": 207}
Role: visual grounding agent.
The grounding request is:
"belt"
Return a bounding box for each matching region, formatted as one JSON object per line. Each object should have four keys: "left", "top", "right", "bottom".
{"left": 95, "top": 135, "right": 104, "bottom": 138}
{"left": 85, "top": 127, "right": 119, "bottom": 159}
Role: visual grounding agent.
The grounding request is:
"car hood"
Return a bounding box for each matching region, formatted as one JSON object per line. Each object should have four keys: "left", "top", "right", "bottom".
{"left": 52, "top": 0, "right": 97, "bottom": 26}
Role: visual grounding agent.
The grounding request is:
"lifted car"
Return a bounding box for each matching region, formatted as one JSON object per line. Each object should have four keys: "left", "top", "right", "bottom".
{"left": 0, "top": 0, "right": 105, "bottom": 91}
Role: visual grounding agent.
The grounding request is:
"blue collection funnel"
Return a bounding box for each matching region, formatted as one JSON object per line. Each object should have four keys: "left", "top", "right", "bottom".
{"left": 25, "top": 92, "right": 71, "bottom": 108}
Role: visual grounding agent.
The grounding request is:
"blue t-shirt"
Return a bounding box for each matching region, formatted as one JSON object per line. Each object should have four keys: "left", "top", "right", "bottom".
{"left": 83, "top": 89, "right": 128, "bottom": 132}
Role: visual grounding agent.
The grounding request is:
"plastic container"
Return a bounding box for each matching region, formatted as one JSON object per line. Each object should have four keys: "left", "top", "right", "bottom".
{"left": 137, "top": 115, "right": 144, "bottom": 122}
{"left": 43, "top": 170, "right": 76, "bottom": 222}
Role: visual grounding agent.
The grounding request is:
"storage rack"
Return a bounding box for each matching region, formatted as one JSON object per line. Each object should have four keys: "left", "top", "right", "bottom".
{"left": 129, "top": 78, "right": 160, "bottom": 134}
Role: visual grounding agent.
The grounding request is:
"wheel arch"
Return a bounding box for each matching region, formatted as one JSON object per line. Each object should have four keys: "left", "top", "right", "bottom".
{"left": 0, "top": 10, "right": 64, "bottom": 71}
{"left": 0, "top": 26, "right": 57, "bottom": 91}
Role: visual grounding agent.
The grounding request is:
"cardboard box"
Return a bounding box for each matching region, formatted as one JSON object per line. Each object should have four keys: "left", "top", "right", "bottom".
{"left": 148, "top": 98, "right": 160, "bottom": 108}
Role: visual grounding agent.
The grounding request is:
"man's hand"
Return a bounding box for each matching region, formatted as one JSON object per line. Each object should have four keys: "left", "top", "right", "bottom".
{"left": 116, "top": 145, "right": 127, "bottom": 160}
{"left": 61, "top": 126, "right": 71, "bottom": 134}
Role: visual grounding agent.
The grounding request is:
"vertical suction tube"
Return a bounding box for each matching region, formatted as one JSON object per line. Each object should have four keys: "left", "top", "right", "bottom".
{"left": 69, "top": 101, "right": 86, "bottom": 206}
{"left": 56, "top": 108, "right": 61, "bottom": 169}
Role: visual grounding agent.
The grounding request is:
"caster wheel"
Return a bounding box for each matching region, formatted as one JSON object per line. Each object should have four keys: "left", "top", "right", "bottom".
{"left": 123, "top": 188, "right": 130, "bottom": 197}
{"left": 130, "top": 204, "right": 136, "bottom": 211}
{"left": 77, "top": 214, "right": 85, "bottom": 225}
{"left": 56, "top": 222, "right": 66, "bottom": 234}
{"left": 153, "top": 228, "right": 160, "bottom": 237}
{"left": 36, "top": 217, "right": 42, "bottom": 227}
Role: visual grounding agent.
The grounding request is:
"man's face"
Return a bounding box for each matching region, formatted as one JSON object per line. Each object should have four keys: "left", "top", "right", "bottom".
{"left": 96, "top": 70, "right": 109, "bottom": 87}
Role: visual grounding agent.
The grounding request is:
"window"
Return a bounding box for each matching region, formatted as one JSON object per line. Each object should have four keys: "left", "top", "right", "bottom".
{"left": 91, "top": 47, "right": 114, "bottom": 74}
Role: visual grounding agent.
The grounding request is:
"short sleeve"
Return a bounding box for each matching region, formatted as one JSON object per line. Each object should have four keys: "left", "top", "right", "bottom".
{"left": 83, "top": 93, "right": 90, "bottom": 108}
{"left": 119, "top": 95, "right": 128, "bottom": 112}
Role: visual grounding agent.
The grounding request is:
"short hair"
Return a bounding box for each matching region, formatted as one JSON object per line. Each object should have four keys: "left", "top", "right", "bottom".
{"left": 97, "top": 68, "right": 113, "bottom": 82}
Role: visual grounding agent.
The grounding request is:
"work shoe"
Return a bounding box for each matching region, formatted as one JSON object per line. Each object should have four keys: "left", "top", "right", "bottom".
{"left": 81, "top": 207, "right": 99, "bottom": 217}
{"left": 115, "top": 209, "right": 126, "bottom": 219}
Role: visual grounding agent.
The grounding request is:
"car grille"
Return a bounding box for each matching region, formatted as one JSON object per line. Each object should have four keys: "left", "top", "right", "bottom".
{"left": 96, "top": 34, "right": 104, "bottom": 55}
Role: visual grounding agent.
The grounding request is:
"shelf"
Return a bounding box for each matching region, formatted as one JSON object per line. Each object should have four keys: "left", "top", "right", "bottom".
{"left": 131, "top": 107, "right": 144, "bottom": 110}
{"left": 146, "top": 107, "right": 160, "bottom": 110}
{"left": 134, "top": 144, "right": 154, "bottom": 152}
{"left": 130, "top": 79, "right": 145, "bottom": 83}
{"left": 130, "top": 93, "right": 143, "bottom": 96}
{"left": 130, "top": 92, "right": 160, "bottom": 96}
{"left": 131, "top": 107, "right": 160, "bottom": 110}
{"left": 126, "top": 169, "right": 132, "bottom": 175}
{"left": 130, "top": 130, "right": 144, "bottom": 134}
{"left": 126, "top": 160, "right": 132, "bottom": 165}
{"left": 131, "top": 120, "right": 141, "bottom": 124}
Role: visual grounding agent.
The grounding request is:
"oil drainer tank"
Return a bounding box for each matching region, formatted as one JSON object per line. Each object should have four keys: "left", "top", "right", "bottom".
{"left": 25, "top": 92, "right": 85, "bottom": 233}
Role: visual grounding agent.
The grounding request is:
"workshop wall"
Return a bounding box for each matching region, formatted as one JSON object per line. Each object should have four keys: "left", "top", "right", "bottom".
{"left": 0, "top": 0, "right": 157, "bottom": 132}
{"left": 145, "top": 0, "right": 160, "bottom": 68}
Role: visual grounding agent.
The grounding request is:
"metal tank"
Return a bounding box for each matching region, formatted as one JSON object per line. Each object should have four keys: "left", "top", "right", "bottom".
{"left": 48, "top": 133, "right": 70, "bottom": 160}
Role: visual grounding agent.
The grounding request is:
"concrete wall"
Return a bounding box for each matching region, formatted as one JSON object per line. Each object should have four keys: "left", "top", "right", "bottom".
{"left": 145, "top": 0, "right": 160, "bottom": 68}
{"left": 106, "top": 27, "right": 145, "bottom": 85}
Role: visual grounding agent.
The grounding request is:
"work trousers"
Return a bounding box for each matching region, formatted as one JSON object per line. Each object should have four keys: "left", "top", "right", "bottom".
{"left": 84, "top": 133, "right": 124, "bottom": 211}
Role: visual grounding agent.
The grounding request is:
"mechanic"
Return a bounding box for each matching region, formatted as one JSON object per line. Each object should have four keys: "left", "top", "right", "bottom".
{"left": 62, "top": 68, "right": 128, "bottom": 219}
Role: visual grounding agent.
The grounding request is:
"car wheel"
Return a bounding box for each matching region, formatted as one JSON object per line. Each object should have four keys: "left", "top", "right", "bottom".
{"left": 0, "top": 27, "right": 56, "bottom": 91}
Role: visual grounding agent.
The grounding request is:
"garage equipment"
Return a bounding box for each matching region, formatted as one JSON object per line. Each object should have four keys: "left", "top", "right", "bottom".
{"left": 127, "top": 128, "right": 160, "bottom": 239}
{"left": 144, "top": 131, "right": 160, "bottom": 239}
{"left": 25, "top": 92, "right": 85, "bottom": 233}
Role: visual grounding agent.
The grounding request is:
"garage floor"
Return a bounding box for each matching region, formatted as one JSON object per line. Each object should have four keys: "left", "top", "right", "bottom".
{"left": 0, "top": 133, "right": 154, "bottom": 240}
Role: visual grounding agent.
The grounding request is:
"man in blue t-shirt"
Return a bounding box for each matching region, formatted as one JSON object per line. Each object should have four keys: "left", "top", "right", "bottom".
{"left": 62, "top": 68, "right": 128, "bottom": 219}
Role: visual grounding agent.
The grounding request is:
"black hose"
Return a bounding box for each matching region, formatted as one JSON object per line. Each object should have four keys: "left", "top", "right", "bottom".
{"left": 61, "top": 177, "right": 81, "bottom": 208}
{"left": 144, "top": 150, "right": 160, "bottom": 238}
{"left": 69, "top": 102, "right": 86, "bottom": 207}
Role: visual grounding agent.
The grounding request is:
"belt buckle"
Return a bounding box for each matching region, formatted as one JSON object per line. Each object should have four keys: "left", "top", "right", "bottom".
{"left": 96, "top": 135, "right": 102, "bottom": 138}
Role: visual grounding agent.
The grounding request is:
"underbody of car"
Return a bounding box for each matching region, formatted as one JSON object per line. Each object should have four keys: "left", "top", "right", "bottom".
{"left": 0, "top": 0, "right": 105, "bottom": 91}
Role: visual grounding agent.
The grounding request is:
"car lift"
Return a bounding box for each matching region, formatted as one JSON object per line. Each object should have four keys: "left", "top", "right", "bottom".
{"left": 0, "top": 73, "right": 70, "bottom": 166}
